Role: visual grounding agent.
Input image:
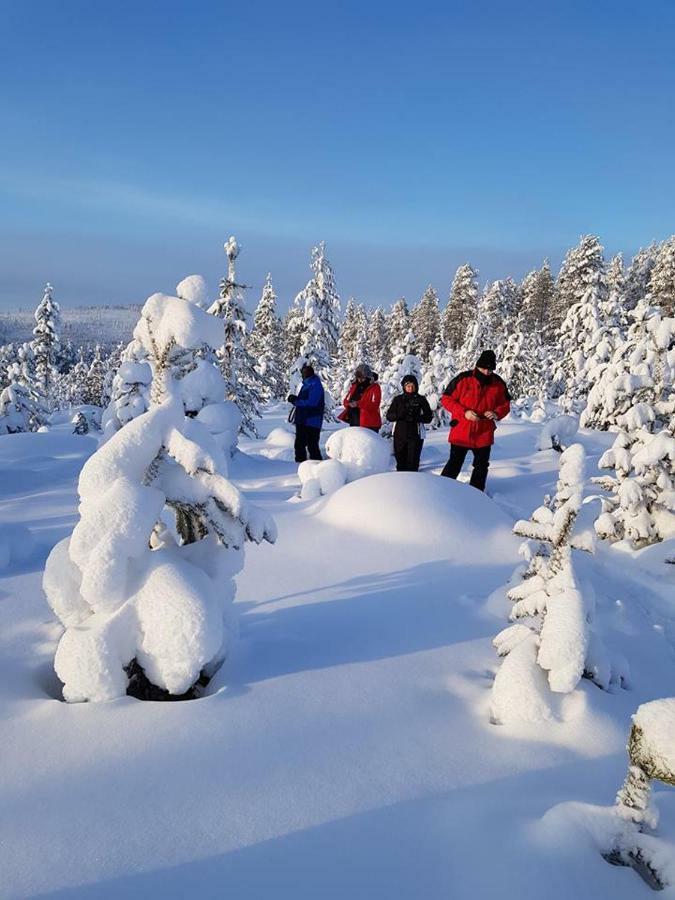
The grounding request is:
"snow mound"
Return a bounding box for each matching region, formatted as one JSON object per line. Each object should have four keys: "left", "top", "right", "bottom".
{"left": 258, "top": 427, "right": 296, "bottom": 461}
{"left": 317, "top": 472, "right": 517, "bottom": 558}
{"left": 325, "top": 427, "right": 392, "bottom": 480}
{"left": 633, "top": 699, "right": 675, "bottom": 775}
{"left": 298, "top": 458, "right": 347, "bottom": 499}
{"left": 0, "top": 523, "right": 36, "bottom": 573}
{"left": 195, "top": 401, "right": 242, "bottom": 457}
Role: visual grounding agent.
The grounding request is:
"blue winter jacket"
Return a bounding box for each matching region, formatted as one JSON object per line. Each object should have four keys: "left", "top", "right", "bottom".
{"left": 293, "top": 374, "right": 325, "bottom": 428}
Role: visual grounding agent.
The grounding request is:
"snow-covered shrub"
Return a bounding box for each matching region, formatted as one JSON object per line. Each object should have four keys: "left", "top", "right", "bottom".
{"left": 537, "top": 415, "right": 579, "bottom": 452}
{"left": 601, "top": 699, "right": 675, "bottom": 890}
{"left": 0, "top": 363, "right": 41, "bottom": 434}
{"left": 194, "top": 400, "right": 242, "bottom": 458}
{"left": 594, "top": 428, "right": 675, "bottom": 548}
{"left": 71, "top": 407, "right": 101, "bottom": 435}
{"left": 490, "top": 445, "right": 626, "bottom": 724}
{"left": 324, "top": 427, "right": 392, "bottom": 481}
{"left": 42, "top": 291, "right": 276, "bottom": 703}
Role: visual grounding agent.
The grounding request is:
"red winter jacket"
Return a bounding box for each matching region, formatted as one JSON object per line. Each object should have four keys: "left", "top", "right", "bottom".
{"left": 440, "top": 370, "right": 511, "bottom": 448}
{"left": 338, "top": 380, "right": 382, "bottom": 429}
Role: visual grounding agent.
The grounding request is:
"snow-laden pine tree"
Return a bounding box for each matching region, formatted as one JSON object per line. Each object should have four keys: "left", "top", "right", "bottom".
{"left": 387, "top": 298, "right": 411, "bottom": 353}
{"left": 42, "top": 290, "right": 276, "bottom": 703}
{"left": 442, "top": 264, "right": 479, "bottom": 350}
{"left": 581, "top": 297, "right": 673, "bottom": 431}
{"left": 490, "top": 445, "right": 626, "bottom": 724}
{"left": 624, "top": 244, "right": 660, "bottom": 311}
{"left": 419, "top": 339, "right": 455, "bottom": 428}
{"left": 457, "top": 287, "right": 491, "bottom": 370}
{"left": 607, "top": 252, "right": 625, "bottom": 296}
{"left": 554, "top": 235, "right": 605, "bottom": 330}
{"left": 208, "top": 236, "right": 262, "bottom": 436}
{"left": 380, "top": 328, "right": 421, "bottom": 433}
{"left": 289, "top": 242, "right": 341, "bottom": 406}
{"left": 519, "top": 260, "right": 556, "bottom": 336}
{"left": 558, "top": 269, "right": 616, "bottom": 414}
{"left": 334, "top": 299, "right": 371, "bottom": 398}
{"left": 248, "top": 273, "right": 284, "bottom": 401}
{"left": 282, "top": 305, "right": 305, "bottom": 376}
{"left": 368, "top": 306, "right": 389, "bottom": 375}
{"left": 649, "top": 235, "right": 675, "bottom": 316}
{"left": 481, "top": 278, "right": 522, "bottom": 354}
{"left": 101, "top": 339, "right": 152, "bottom": 438}
{"left": 411, "top": 285, "right": 441, "bottom": 363}
{"left": 31, "top": 282, "right": 61, "bottom": 408}
{"left": 499, "top": 325, "right": 545, "bottom": 409}
{"left": 0, "top": 363, "right": 41, "bottom": 434}
{"left": 84, "top": 345, "right": 107, "bottom": 407}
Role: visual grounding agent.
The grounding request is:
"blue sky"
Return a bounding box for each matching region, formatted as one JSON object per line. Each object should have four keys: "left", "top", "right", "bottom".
{"left": 1, "top": 0, "right": 674, "bottom": 311}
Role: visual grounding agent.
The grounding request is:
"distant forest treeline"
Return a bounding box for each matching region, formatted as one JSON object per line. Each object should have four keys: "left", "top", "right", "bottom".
{"left": 0, "top": 305, "right": 141, "bottom": 348}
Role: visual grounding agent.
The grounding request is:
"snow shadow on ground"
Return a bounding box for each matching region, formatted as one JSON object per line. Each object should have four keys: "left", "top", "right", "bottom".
{"left": 218, "top": 560, "right": 510, "bottom": 689}
{"left": 31, "top": 755, "right": 645, "bottom": 900}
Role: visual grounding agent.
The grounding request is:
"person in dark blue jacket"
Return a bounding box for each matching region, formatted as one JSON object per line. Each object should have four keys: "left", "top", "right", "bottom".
{"left": 287, "top": 364, "right": 325, "bottom": 462}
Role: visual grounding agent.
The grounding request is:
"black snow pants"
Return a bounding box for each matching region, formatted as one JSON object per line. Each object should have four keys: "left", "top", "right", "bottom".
{"left": 440, "top": 444, "right": 491, "bottom": 491}
{"left": 294, "top": 425, "right": 322, "bottom": 463}
{"left": 394, "top": 436, "right": 424, "bottom": 472}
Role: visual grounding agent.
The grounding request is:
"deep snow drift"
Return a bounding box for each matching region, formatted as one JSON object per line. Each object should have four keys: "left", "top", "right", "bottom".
{"left": 0, "top": 409, "right": 674, "bottom": 899}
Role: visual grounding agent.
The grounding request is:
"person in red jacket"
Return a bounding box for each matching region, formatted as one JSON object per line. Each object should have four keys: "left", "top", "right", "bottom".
{"left": 338, "top": 364, "right": 382, "bottom": 431}
{"left": 439, "top": 350, "right": 510, "bottom": 491}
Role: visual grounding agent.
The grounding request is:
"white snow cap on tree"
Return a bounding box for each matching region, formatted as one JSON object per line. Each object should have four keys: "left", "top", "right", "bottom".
{"left": 176, "top": 274, "right": 210, "bottom": 308}
{"left": 43, "top": 290, "right": 276, "bottom": 703}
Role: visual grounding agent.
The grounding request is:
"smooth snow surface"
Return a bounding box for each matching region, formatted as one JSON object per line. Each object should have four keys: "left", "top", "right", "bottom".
{"left": 1, "top": 410, "right": 674, "bottom": 898}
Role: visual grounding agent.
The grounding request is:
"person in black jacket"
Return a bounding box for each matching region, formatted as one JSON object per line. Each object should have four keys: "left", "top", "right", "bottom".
{"left": 386, "top": 374, "right": 433, "bottom": 472}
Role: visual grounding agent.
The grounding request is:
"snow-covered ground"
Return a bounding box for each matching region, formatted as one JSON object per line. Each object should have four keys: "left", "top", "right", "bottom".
{"left": 1, "top": 407, "right": 674, "bottom": 899}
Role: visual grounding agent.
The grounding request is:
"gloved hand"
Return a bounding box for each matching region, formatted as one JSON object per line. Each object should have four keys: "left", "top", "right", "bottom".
{"left": 287, "top": 394, "right": 298, "bottom": 404}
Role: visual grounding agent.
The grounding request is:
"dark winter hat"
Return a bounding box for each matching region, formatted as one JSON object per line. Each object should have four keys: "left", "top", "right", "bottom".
{"left": 354, "top": 363, "right": 373, "bottom": 379}
{"left": 476, "top": 350, "right": 496, "bottom": 370}
{"left": 301, "top": 364, "right": 315, "bottom": 378}
{"left": 401, "top": 374, "right": 419, "bottom": 390}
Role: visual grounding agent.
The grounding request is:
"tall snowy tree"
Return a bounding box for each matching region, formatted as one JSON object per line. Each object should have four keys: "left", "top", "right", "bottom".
{"left": 649, "top": 235, "right": 675, "bottom": 316}
{"left": 419, "top": 339, "right": 456, "bottom": 428}
{"left": 411, "top": 285, "right": 441, "bottom": 362}
{"left": 520, "top": 260, "right": 556, "bottom": 336}
{"left": 31, "top": 282, "right": 62, "bottom": 407}
{"left": 42, "top": 290, "right": 276, "bottom": 703}
{"left": 624, "top": 244, "right": 660, "bottom": 312}
{"left": 554, "top": 235, "right": 605, "bottom": 330}
{"left": 606, "top": 252, "right": 625, "bottom": 296}
{"left": 248, "top": 273, "right": 284, "bottom": 401}
{"left": 481, "top": 278, "right": 522, "bottom": 353}
{"left": 289, "top": 241, "right": 341, "bottom": 408}
{"left": 442, "top": 264, "right": 479, "bottom": 350}
{"left": 387, "top": 298, "right": 411, "bottom": 353}
{"left": 0, "top": 363, "right": 41, "bottom": 434}
{"left": 208, "top": 236, "right": 262, "bottom": 436}
{"left": 84, "top": 345, "right": 107, "bottom": 407}
{"left": 282, "top": 305, "right": 305, "bottom": 376}
{"left": 457, "top": 286, "right": 492, "bottom": 370}
{"left": 368, "top": 306, "right": 389, "bottom": 375}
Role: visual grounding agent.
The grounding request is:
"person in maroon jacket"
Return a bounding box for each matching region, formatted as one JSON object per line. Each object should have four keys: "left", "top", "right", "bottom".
{"left": 439, "top": 350, "right": 510, "bottom": 491}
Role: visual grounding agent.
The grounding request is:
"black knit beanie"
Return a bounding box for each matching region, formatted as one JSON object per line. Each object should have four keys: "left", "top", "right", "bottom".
{"left": 476, "top": 350, "right": 496, "bottom": 370}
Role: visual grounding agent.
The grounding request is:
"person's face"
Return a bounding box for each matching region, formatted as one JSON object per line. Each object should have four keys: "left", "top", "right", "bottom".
{"left": 477, "top": 367, "right": 492, "bottom": 376}
{"left": 403, "top": 381, "right": 415, "bottom": 394}
{"left": 355, "top": 372, "right": 366, "bottom": 383}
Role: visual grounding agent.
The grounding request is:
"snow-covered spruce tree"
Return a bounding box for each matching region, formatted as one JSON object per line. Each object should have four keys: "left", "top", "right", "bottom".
{"left": 481, "top": 278, "right": 522, "bottom": 354}
{"left": 208, "top": 236, "right": 262, "bottom": 436}
{"left": 368, "top": 306, "right": 389, "bottom": 375}
{"left": 282, "top": 305, "right": 305, "bottom": 377}
{"left": 499, "top": 325, "right": 545, "bottom": 409}
{"left": 380, "top": 328, "right": 421, "bottom": 433}
{"left": 289, "top": 241, "right": 341, "bottom": 412}
{"left": 334, "top": 299, "right": 370, "bottom": 398}
{"left": 490, "top": 445, "right": 626, "bottom": 723}
{"left": 419, "top": 339, "right": 455, "bottom": 428}
{"left": 387, "top": 298, "right": 411, "bottom": 353}
{"left": 581, "top": 298, "right": 674, "bottom": 432}
{"left": 624, "top": 244, "right": 659, "bottom": 312}
{"left": 554, "top": 235, "right": 605, "bottom": 331}
{"left": 0, "top": 363, "right": 41, "bottom": 434}
{"left": 83, "top": 345, "right": 107, "bottom": 407}
{"left": 607, "top": 252, "right": 625, "bottom": 297}
{"left": 411, "top": 285, "right": 441, "bottom": 363}
{"left": 649, "top": 235, "right": 675, "bottom": 316}
{"left": 248, "top": 273, "right": 284, "bottom": 401}
{"left": 42, "top": 291, "right": 276, "bottom": 703}
{"left": 456, "top": 287, "right": 491, "bottom": 371}
{"left": 31, "top": 282, "right": 61, "bottom": 408}
{"left": 101, "top": 339, "right": 152, "bottom": 438}
{"left": 442, "top": 264, "right": 479, "bottom": 350}
{"left": 558, "top": 269, "right": 615, "bottom": 414}
{"left": 520, "top": 260, "right": 556, "bottom": 337}
{"left": 605, "top": 698, "right": 675, "bottom": 891}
